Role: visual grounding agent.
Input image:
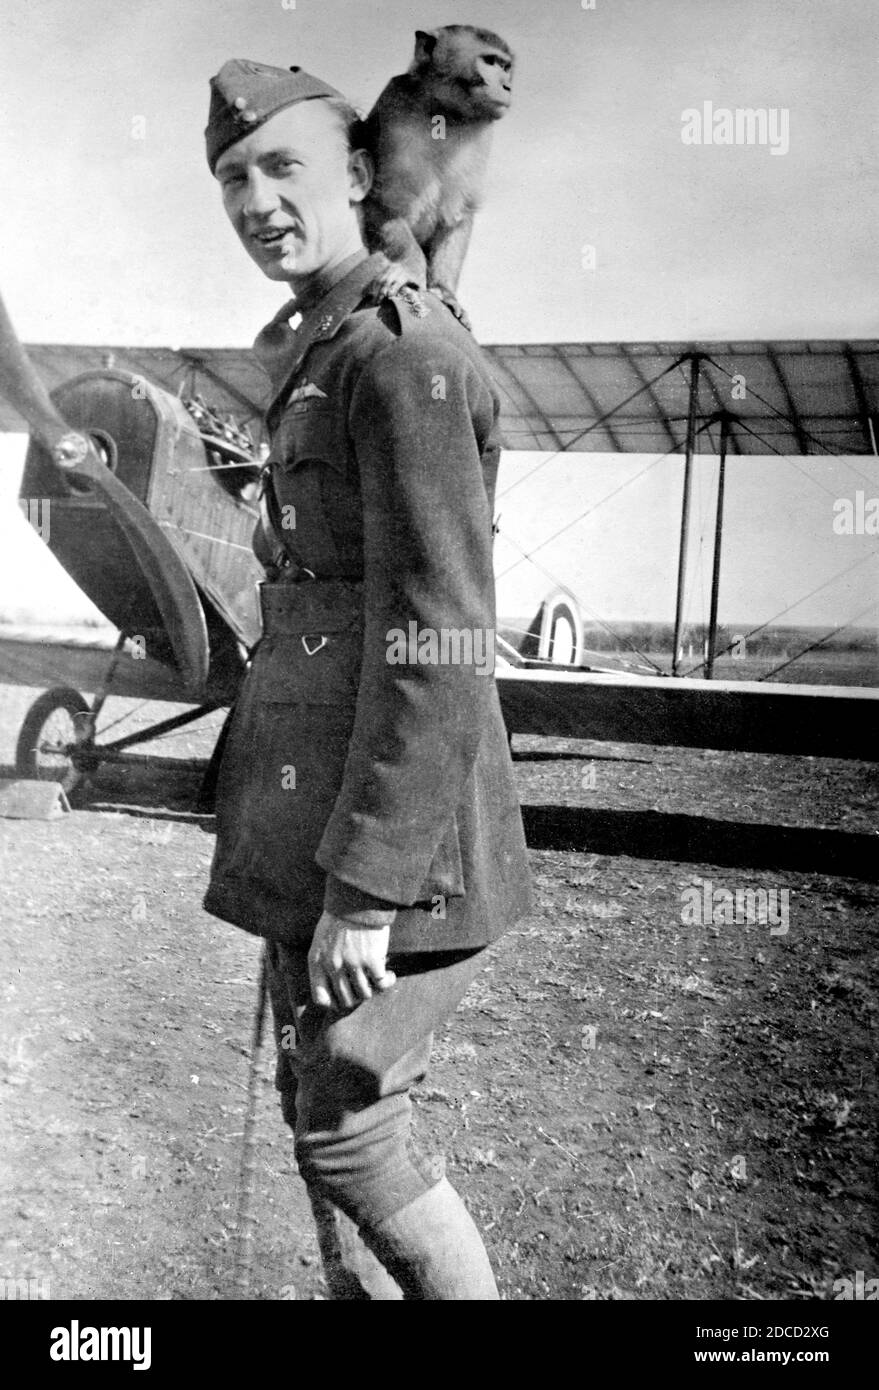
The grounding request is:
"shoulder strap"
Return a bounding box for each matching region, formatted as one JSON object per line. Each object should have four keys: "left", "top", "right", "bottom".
{"left": 257, "top": 464, "right": 310, "bottom": 577}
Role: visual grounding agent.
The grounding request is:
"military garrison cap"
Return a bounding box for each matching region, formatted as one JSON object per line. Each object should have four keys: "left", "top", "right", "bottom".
{"left": 205, "top": 59, "right": 345, "bottom": 173}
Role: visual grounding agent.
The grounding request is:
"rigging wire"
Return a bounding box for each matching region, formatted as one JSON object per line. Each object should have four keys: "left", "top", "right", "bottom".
{"left": 495, "top": 530, "right": 666, "bottom": 674}
{"left": 678, "top": 547, "right": 879, "bottom": 677}
{"left": 93, "top": 699, "right": 154, "bottom": 740}
{"left": 702, "top": 353, "right": 879, "bottom": 489}
{"left": 495, "top": 421, "right": 721, "bottom": 674}
{"left": 158, "top": 522, "right": 255, "bottom": 552}
{"left": 495, "top": 429, "right": 703, "bottom": 581}
{"left": 495, "top": 349, "right": 876, "bottom": 684}
{"left": 676, "top": 415, "right": 879, "bottom": 677}
{"left": 756, "top": 600, "right": 879, "bottom": 682}
{"left": 718, "top": 415, "right": 851, "bottom": 505}
{"left": 496, "top": 618, "right": 658, "bottom": 673}
{"left": 495, "top": 357, "right": 686, "bottom": 501}
{"left": 99, "top": 716, "right": 228, "bottom": 745}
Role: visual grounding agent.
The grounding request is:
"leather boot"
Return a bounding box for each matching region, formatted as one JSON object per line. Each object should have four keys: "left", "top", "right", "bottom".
{"left": 359, "top": 1176, "right": 500, "bottom": 1300}
{"left": 307, "top": 1188, "right": 403, "bottom": 1300}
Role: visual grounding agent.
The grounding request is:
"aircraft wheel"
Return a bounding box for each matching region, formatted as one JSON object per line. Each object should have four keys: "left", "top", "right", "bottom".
{"left": 15, "top": 687, "right": 93, "bottom": 794}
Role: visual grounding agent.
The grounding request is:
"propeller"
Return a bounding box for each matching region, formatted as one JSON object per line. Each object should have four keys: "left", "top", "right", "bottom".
{"left": 0, "top": 290, "right": 209, "bottom": 697}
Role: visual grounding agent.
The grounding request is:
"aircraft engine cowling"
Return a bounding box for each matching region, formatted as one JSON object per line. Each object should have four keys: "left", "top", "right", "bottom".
{"left": 20, "top": 369, "right": 263, "bottom": 695}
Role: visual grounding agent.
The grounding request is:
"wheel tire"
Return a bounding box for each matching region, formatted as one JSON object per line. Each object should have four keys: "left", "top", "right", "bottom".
{"left": 15, "top": 687, "right": 92, "bottom": 794}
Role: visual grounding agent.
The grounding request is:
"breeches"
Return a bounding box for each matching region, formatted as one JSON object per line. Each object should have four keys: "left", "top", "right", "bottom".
{"left": 265, "top": 940, "right": 486, "bottom": 1228}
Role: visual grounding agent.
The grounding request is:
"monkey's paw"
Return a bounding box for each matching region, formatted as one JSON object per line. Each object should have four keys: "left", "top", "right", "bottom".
{"left": 366, "top": 253, "right": 421, "bottom": 305}
{"left": 427, "top": 285, "right": 472, "bottom": 332}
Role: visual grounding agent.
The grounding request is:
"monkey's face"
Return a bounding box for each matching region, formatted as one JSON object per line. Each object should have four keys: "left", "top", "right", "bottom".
{"left": 424, "top": 31, "right": 514, "bottom": 122}
{"left": 215, "top": 101, "right": 370, "bottom": 285}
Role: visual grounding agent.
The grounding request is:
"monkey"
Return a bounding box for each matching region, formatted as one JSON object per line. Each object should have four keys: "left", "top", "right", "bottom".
{"left": 360, "top": 25, "right": 514, "bottom": 325}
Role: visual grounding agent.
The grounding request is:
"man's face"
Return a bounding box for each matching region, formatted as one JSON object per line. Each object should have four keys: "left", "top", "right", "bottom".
{"left": 215, "top": 100, "right": 368, "bottom": 283}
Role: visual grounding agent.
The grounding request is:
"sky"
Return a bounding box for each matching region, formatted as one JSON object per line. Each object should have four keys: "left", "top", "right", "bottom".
{"left": 0, "top": 0, "right": 877, "bottom": 632}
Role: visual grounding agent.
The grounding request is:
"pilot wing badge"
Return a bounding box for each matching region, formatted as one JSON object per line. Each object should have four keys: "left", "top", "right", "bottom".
{"left": 287, "top": 381, "right": 328, "bottom": 404}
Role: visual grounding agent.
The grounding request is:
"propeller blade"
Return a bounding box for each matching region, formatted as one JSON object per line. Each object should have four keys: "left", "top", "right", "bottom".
{"left": 71, "top": 454, "right": 210, "bottom": 697}
{"left": 0, "top": 290, "right": 210, "bottom": 697}
{"left": 0, "top": 292, "right": 75, "bottom": 454}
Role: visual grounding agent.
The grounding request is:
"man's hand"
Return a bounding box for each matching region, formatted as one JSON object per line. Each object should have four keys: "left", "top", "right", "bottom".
{"left": 307, "top": 911, "right": 397, "bottom": 1011}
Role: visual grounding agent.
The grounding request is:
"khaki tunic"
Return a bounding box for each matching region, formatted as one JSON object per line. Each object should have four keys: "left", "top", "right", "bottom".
{"left": 203, "top": 254, "right": 532, "bottom": 952}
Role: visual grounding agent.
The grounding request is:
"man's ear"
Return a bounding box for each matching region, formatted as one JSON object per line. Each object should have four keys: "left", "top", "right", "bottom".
{"left": 347, "top": 147, "right": 373, "bottom": 204}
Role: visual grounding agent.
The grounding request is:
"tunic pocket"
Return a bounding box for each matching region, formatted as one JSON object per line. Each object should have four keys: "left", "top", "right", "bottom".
{"left": 273, "top": 401, "right": 347, "bottom": 476}
{"left": 269, "top": 402, "right": 354, "bottom": 576}
{"left": 255, "top": 629, "right": 362, "bottom": 708}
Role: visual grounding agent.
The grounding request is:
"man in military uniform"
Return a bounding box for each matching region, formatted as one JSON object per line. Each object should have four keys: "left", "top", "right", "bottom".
{"left": 202, "top": 59, "right": 532, "bottom": 1300}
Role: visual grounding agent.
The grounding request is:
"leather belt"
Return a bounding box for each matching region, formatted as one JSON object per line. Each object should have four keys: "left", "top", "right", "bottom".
{"left": 258, "top": 578, "right": 364, "bottom": 635}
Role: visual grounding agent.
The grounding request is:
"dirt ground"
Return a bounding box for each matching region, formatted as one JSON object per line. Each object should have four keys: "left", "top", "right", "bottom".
{"left": 0, "top": 685, "right": 876, "bottom": 1301}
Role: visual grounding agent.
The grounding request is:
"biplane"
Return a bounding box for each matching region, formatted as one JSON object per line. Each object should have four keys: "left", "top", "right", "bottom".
{"left": 1, "top": 291, "right": 877, "bottom": 797}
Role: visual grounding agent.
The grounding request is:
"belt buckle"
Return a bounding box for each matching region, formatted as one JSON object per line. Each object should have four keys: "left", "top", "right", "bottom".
{"left": 302, "top": 634, "right": 327, "bottom": 656}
